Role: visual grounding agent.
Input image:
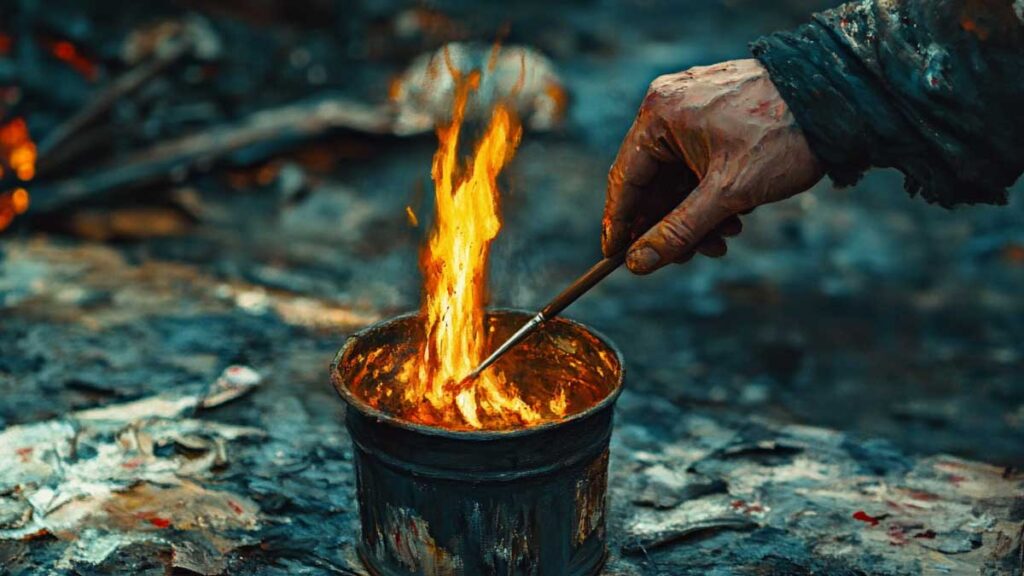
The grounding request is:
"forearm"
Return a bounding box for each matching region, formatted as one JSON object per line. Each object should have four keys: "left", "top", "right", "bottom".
{"left": 752, "top": 0, "right": 1024, "bottom": 207}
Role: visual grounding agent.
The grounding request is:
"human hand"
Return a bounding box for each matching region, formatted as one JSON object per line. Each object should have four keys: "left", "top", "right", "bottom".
{"left": 602, "top": 59, "right": 824, "bottom": 274}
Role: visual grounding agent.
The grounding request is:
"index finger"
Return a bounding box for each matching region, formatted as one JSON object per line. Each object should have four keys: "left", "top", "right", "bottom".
{"left": 602, "top": 115, "right": 667, "bottom": 257}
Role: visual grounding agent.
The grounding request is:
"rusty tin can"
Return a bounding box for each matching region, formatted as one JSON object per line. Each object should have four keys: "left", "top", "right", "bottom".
{"left": 331, "top": 310, "right": 623, "bottom": 576}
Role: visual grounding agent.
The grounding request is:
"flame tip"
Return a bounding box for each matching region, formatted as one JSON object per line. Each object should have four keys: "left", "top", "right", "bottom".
{"left": 412, "top": 70, "right": 540, "bottom": 430}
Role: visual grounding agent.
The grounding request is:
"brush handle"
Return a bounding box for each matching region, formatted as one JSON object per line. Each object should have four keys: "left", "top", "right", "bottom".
{"left": 469, "top": 251, "right": 628, "bottom": 379}
{"left": 540, "top": 251, "right": 627, "bottom": 320}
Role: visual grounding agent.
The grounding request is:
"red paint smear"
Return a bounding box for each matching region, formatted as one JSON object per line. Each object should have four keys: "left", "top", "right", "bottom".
{"left": 0, "top": 35, "right": 12, "bottom": 56}
{"left": 907, "top": 490, "right": 939, "bottom": 502}
{"left": 853, "top": 510, "right": 880, "bottom": 527}
{"left": 747, "top": 100, "right": 773, "bottom": 116}
{"left": 228, "top": 500, "right": 244, "bottom": 515}
{"left": 948, "top": 474, "right": 967, "bottom": 486}
{"left": 730, "top": 499, "right": 764, "bottom": 514}
{"left": 134, "top": 512, "right": 171, "bottom": 529}
{"left": 16, "top": 447, "right": 32, "bottom": 462}
{"left": 121, "top": 458, "right": 142, "bottom": 469}
{"left": 148, "top": 516, "right": 171, "bottom": 529}
{"left": 20, "top": 529, "right": 51, "bottom": 541}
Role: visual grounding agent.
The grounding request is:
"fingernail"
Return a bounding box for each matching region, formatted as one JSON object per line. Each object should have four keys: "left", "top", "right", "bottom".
{"left": 627, "top": 246, "right": 661, "bottom": 273}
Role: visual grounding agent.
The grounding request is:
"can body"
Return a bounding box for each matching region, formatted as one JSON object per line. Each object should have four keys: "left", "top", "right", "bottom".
{"left": 332, "top": 310, "right": 623, "bottom": 576}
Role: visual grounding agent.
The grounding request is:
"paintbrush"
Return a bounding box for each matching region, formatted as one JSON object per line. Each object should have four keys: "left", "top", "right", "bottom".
{"left": 465, "top": 250, "right": 628, "bottom": 381}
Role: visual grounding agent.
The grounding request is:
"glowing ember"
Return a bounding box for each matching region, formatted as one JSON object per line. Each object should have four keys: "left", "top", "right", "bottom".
{"left": 0, "top": 187, "right": 28, "bottom": 231}
{"left": 48, "top": 40, "right": 99, "bottom": 81}
{"left": 0, "top": 118, "right": 35, "bottom": 232}
{"left": 404, "top": 205, "right": 419, "bottom": 227}
{"left": 1, "top": 118, "right": 35, "bottom": 181}
{"left": 396, "top": 65, "right": 544, "bottom": 430}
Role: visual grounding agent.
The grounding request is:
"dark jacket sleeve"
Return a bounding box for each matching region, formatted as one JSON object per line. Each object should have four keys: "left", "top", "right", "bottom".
{"left": 752, "top": 0, "right": 1024, "bottom": 207}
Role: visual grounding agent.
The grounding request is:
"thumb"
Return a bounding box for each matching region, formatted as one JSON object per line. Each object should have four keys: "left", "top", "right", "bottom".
{"left": 625, "top": 174, "right": 734, "bottom": 274}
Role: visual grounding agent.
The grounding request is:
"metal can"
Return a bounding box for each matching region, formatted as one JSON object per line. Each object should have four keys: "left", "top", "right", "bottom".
{"left": 332, "top": 310, "right": 623, "bottom": 576}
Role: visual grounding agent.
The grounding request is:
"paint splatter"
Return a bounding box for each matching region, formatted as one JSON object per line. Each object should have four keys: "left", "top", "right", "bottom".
{"left": 852, "top": 510, "right": 880, "bottom": 527}
{"left": 148, "top": 516, "right": 172, "bottom": 529}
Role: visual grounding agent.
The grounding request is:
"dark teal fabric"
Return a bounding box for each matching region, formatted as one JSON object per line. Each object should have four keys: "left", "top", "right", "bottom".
{"left": 753, "top": 0, "right": 1023, "bottom": 207}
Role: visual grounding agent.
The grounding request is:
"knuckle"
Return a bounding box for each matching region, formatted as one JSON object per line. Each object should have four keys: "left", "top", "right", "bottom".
{"left": 649, "top": 70, "right": 692, "bottom": 94}
{"left": 719, "top": 195, "right": 748, "bottom": 214}
{"left": 660, "top": 216, "right": 698, "bottom": 249}
{"left": 648, "top": 74, "right": 673, "bottom": 94}
{"left": 644, "top": 74, "right": 689, "bottom": 113}
{"left": 715, "top": 182, "right": 751, "bottom": 214}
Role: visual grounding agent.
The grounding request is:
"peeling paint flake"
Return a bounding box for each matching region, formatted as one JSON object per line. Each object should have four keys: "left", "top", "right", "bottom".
{"left": 374, "top": 505, "right": 461, "bottom": 576}
{"left": 575, "top": 450, "right": 609, "bottom": 544}
{"left": 0, "top": 366, "right": 264, "bottom": 570}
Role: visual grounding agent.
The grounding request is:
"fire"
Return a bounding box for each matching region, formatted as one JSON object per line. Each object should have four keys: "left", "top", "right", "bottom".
{"left": 398, "top": 67, "right": 543, "bottom": 430}
{"left": 0, "top": 187, "right": 28, "bottom": 231}
{"left": 0, "top": 117, "right": 35, "bottom": 231}
{"left": 1, "top": 118, "right": 35, "bottom": 181}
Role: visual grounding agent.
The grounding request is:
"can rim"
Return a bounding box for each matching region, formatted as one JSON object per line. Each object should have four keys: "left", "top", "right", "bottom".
{"left": 330, "top": 308, "right": 625, "bottom": 440}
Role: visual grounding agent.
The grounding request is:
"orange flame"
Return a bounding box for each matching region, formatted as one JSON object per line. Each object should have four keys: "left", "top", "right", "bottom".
{"left": 1, "top": 118, "right": 35, "bottom": 180}
{"left": 398, "top": 67, "right": 541, "bottom": 429}
{"left": 0, "top": 187, "right": 28, "bottom": 231}
{"left": 0, "top": 117, "right": 34, "bottom": 231}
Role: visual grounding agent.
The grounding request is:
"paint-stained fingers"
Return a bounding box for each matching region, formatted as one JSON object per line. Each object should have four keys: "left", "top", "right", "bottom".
{"left": 625, "top": 178, "right": 732, "bottom": 275}
{"left": 718, "top": 215, "right": 742, "bottom": 237}
{"left": 671, "top": 217, "right": 740, "bottom": 264}
{"left": 673, "top": 251, "right": 695, "bottom": 264}
{"left": 673, "top": 235, "right": 726, "bottom": 262}
{"left": 696, "top": 236, "right": 728, "bottom": 257}
{"left": 603, "top": 118, "right": 669, "bottom": 257}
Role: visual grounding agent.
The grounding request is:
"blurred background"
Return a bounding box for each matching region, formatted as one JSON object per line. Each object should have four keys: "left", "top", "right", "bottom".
{"left": 1, "top": 0, "right": 1022, "bottom": 467}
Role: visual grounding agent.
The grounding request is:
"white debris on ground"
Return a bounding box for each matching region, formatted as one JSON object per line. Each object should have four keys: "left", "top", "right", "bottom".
{"left": 391, "top": 42, "right": 568, "bottom": 135}
{"left": 607, "top": 390, "right": 1024, "bottom": 574}
{"left": 0, "top": 365, "right": 263, "bottom": 570}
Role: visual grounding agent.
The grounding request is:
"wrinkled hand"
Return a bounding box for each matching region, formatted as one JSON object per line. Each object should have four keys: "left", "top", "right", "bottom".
{"left": 603, "top": 59, "right": 824, "bottom": 274}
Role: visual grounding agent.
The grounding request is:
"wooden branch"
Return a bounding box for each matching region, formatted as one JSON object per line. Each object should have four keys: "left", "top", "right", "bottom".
{"left": 36, "top": 35, "right": 195, "bottom": 165}
{"left": 28, "top": 96, "right": 396, "bottom": 213}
